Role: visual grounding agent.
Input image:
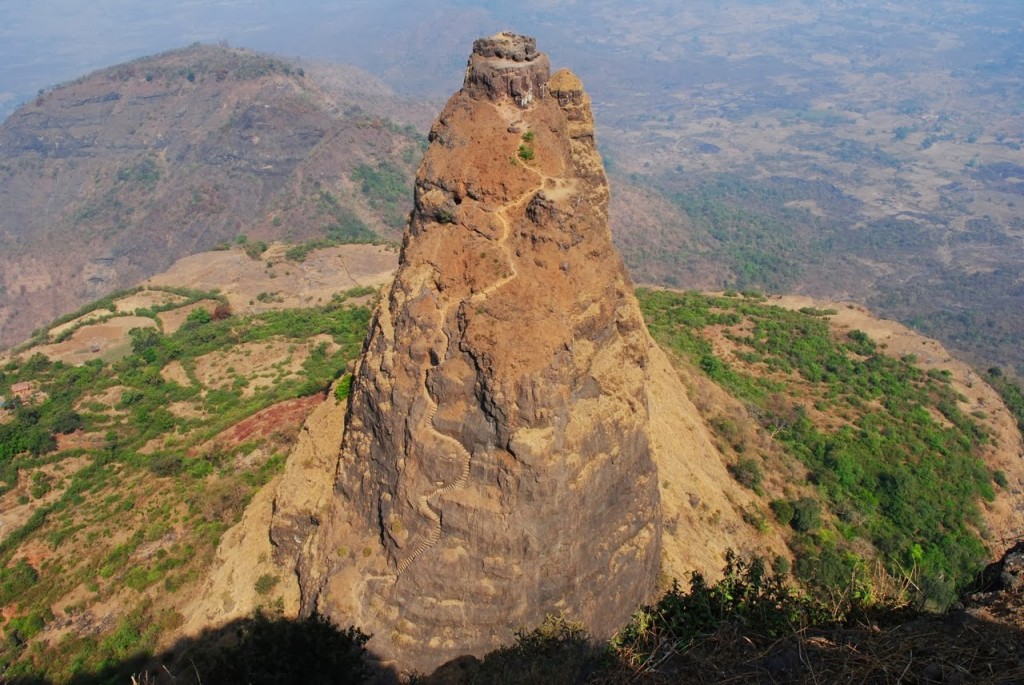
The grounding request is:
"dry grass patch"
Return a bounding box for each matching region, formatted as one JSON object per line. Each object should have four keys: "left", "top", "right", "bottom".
{"left": 38, "top": 317, "right": 157, "bottom": 365}
{"left": 192, "top": 334, "right": 337, "bottom": 398}
{"left": 113, "top": 290, "right": 187, "bottom": 314}
{"left": 160, "top": 360, "right": 192, "bottom": 386}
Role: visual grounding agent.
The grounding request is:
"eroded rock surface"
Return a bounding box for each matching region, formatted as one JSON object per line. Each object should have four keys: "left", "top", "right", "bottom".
{"left": 300, "top": 33, "right": 661, "bottom": 672}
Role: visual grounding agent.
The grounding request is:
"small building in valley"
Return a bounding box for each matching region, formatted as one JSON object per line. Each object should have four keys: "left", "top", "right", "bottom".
{"left": 10, "top": 381, "right": 38, "bottom": 403}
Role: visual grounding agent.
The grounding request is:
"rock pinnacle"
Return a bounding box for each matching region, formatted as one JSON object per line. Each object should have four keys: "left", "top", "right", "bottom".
{"left": 300, "top": 33, "right": 662, "bottom": 673}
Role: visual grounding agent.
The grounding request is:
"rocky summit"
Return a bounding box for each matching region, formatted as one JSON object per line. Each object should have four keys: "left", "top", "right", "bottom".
{"left": 299, "top": 32, "right": 662, "bottom": 671}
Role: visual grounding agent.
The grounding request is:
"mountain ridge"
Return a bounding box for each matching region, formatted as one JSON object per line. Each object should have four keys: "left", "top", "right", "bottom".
{"left": 0, "top": 43, "right": 423, "bottom": 349}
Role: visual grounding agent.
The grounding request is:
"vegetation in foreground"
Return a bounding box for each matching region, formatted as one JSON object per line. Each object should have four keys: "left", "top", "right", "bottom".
{"left": 51, "top": 552, "right": 1024, "bottom": 684}
{"left": 0, "top": 282, "right": 1022, "bottom": 681}
{"left": 422, "top": 550, "right": 1024, "bottom": 684}
{"left": 0, "top": 286, "right": 372, "bottom": 682}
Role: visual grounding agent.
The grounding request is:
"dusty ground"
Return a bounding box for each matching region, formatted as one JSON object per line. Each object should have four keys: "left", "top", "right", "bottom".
{"left": 26, "top": 243, "right": 398, "bottom": 367}
{"left": 48, "top": 311, "right": 112, "bottom": 339}
{"left": 114, "top": 290, "right": 187, "bottom": 314}
{"left": 75, "top": 384, "right": 126, "bottom": 413}
{"left": 157, "top": 299, "right": 220, "bottom": 335}
{"left": 55, "top": 430, "right": 106, "bottom": 451}
{"left": 36, "top": 316, "right": 157, "bottom": 365}
{"left": 147, "top": 243, "right": 398, "bottom": 315}
{"left": 190, "top": 334, "right": 336, "bottom": 398}
{"left": 159, "top": 360, "right": 191, "bottom": 386}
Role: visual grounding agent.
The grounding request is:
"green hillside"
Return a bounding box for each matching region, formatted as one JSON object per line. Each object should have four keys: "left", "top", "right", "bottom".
{"left": 0, "top": 283, "right": 372, "bottom": 681}
{"left": 0, "top": 278, "right": 1020, "bottom": 682}
{"left": 639, "top": 289, "right": 997, "bottom": 605}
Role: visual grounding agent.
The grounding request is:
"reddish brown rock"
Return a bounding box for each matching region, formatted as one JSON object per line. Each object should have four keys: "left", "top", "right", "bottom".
{"left": 300, "top": 33, "right": 661, "bottom": 672}
{"left": 463, "top": 33, "right": 550, "bottom": 106}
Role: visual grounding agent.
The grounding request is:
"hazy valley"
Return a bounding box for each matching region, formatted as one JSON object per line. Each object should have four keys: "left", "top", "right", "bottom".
{"left": 3, "top": 1, "right": 1024, "bottom": 372}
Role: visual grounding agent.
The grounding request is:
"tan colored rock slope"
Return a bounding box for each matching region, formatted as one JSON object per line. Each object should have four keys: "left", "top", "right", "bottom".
{"left": 299, "top": 33, "right": 662, "bottom": 672}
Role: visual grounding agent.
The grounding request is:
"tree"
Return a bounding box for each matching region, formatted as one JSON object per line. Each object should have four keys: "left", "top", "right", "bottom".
{"left": 130, "top": 327, "right": 162, "bottom": 361}
{"left": 791, "top": 497, "right": 822, "bottom": 532}
{"left": 50, "top": 409, "right": 82, "bottom": 435}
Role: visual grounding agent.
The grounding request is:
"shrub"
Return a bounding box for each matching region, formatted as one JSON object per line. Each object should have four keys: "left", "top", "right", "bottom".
{"left": 473, "top": 614, "right": 599, "bottom": 684}
{"left": 254, "top": 574, "right": 279, "bottom": 595}
{"left": 148, "top": 452, "right": 184, "bottom": 477}
{"left": 7, "top": 608, "right": 51, "bottom": 644}
{"left": 0, "top": 560, "right": 38, "bottom": 605}
{"left": 185, "top": 308, "right": 211, "bottom": 326}
{"left": 244, "top": 240, "right": 269, "bottom": 259}
{"left": 30, "top": 472, "right": 51, "bottom": 499}
{"left": 710, "top": 416, "right": 746, "bottom": 452}
{"left": 50, "top": 409, "right": 82, "bottom": 434}
{"left": 334, "top": 374, "right": 353, "bottom": 401}
{"left": 791, "top": 497, "right": 822, "bottom": 532}
{"left": 741, "top": 505, "right": 770, "bottom": 532}
{"left": 769, "top": 499, "right": 795, "bottom": 526}
{"left": 846, "top": 329, "right": 876, "bottom": 355}
{"left": 728, "top": 457, "right": 763, "bottom": 493}
{"left": 614, "top": 552, "right": 826, "bottom": 662}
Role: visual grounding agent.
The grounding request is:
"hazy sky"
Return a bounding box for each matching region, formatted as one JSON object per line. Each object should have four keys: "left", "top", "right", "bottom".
{"left": 0, "top": 2, "right": 498, "bottom": 118}
{"left": 1, "top": 0, "right": 1022, "bottom": 122}
{"left": 0, "top": 1, "right": 507, "bottom": 118}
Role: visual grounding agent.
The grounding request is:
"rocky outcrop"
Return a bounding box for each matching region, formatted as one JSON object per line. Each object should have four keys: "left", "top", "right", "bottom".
{"left": 300, "top": 34, "right": 661, "bottom": 672}
{"left": 975, "top": 542, "right": 1024, "bottom": 595}
{"left": 463, "top": 33, "right": 550, "bottom": 106}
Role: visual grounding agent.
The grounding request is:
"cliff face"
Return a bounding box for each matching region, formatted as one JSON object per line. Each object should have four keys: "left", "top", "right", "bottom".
{"left": 301, "top": 33, "right": 661, "bottom": 671}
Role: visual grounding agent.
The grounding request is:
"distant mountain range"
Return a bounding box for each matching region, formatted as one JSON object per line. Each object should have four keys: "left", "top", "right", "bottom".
{"left": 6, "top": 10, "right": 1024, "bottom": 377}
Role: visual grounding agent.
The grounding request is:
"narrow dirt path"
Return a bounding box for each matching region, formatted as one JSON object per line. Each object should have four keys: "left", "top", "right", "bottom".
{"left": 395, "top": 154, "right": 549, "bottom": 576}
